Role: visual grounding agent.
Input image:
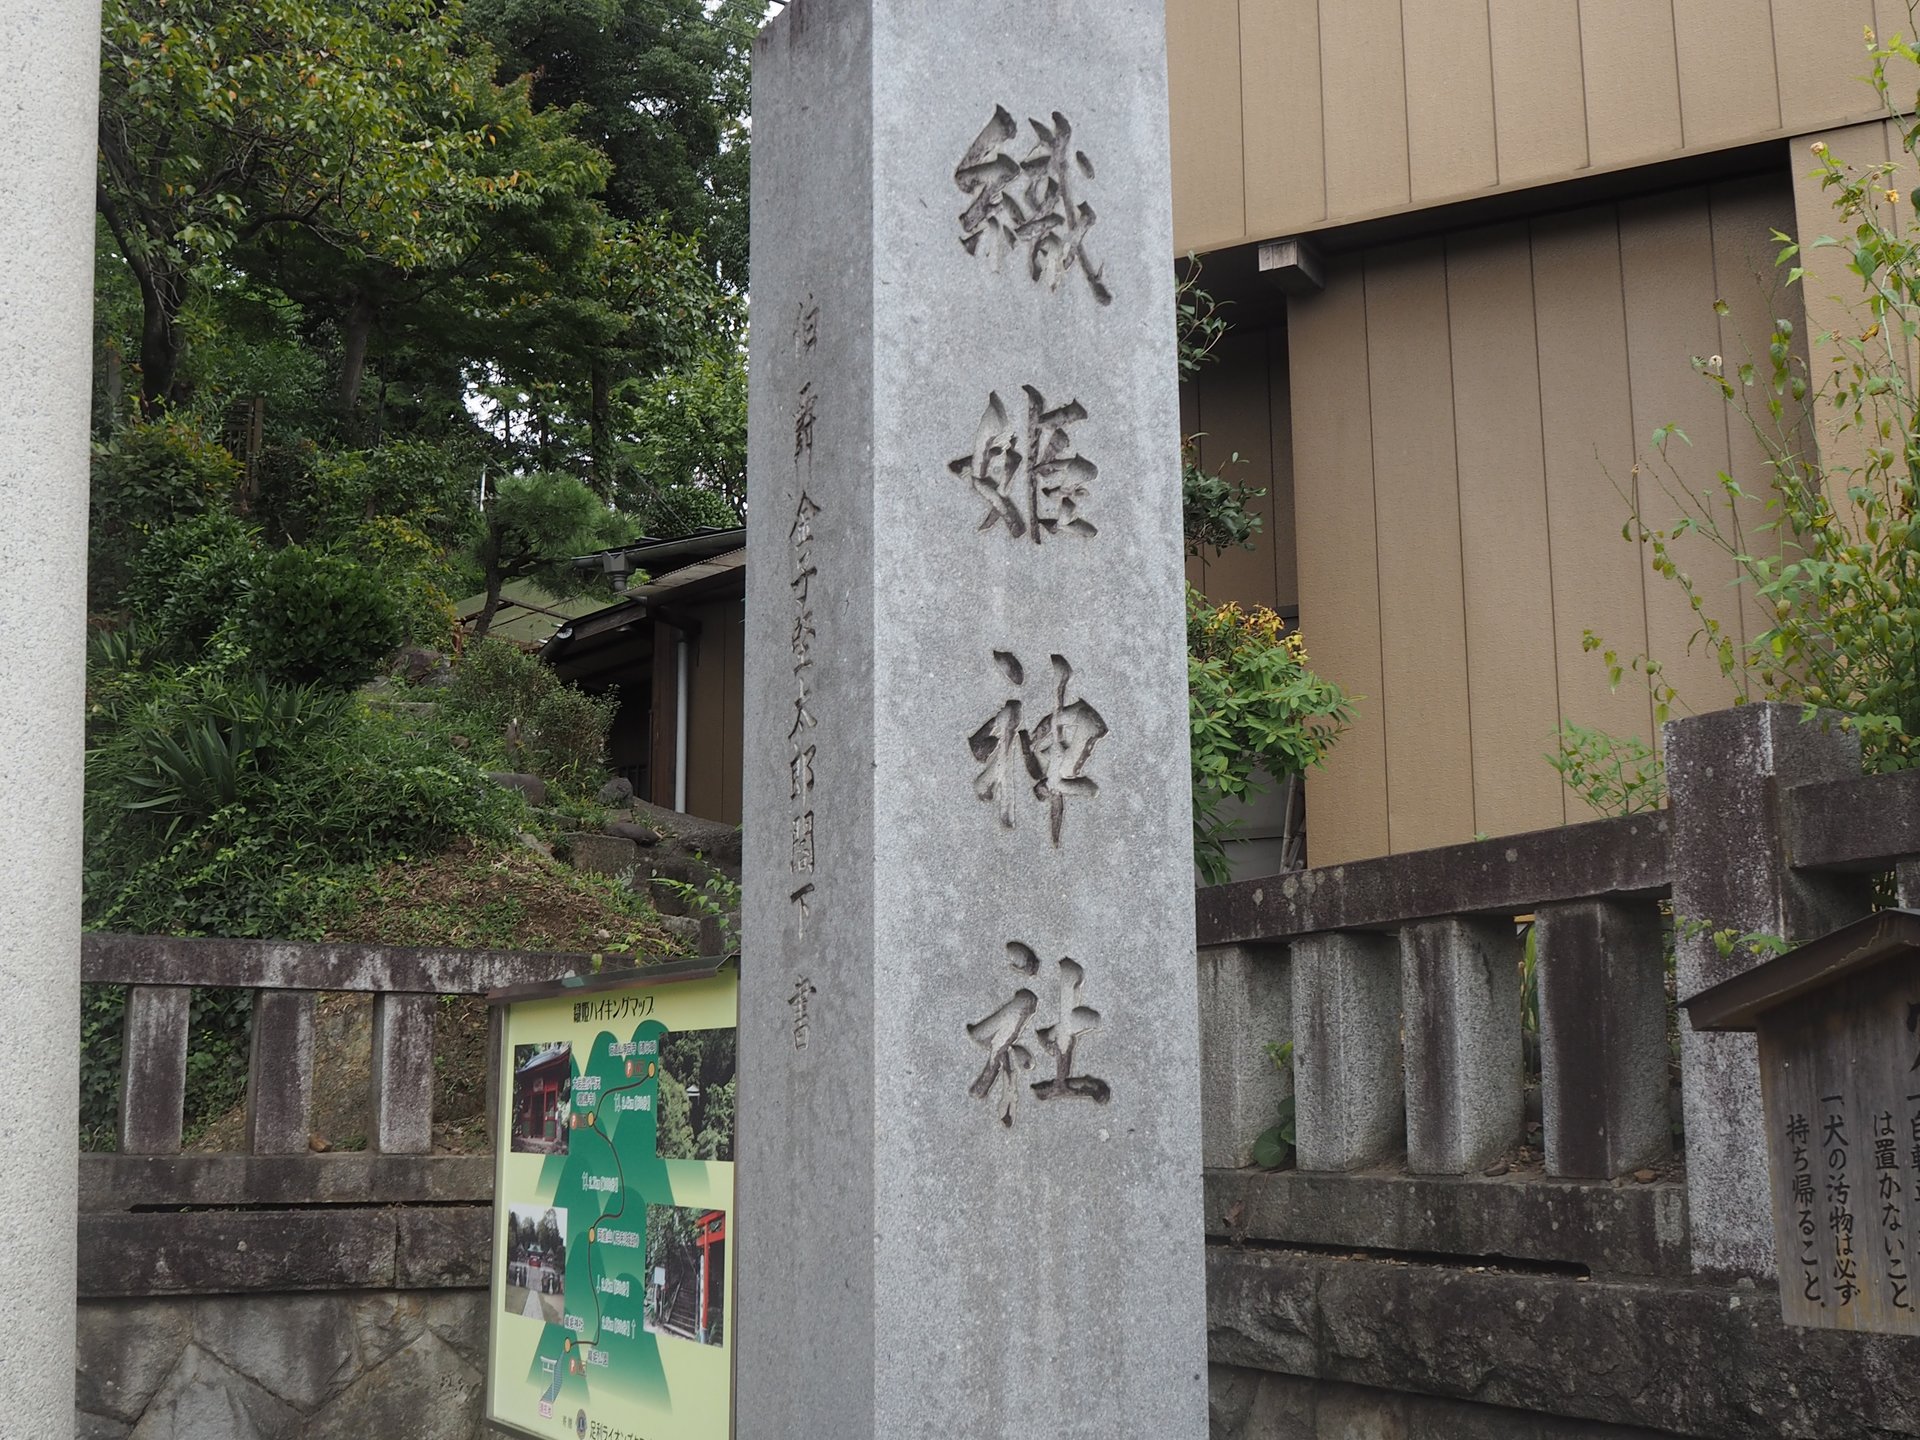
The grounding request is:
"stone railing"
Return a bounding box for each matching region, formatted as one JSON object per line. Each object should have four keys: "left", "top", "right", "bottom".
{"left": 1195, "top": 703, "right": 1920, "bottom": 1287}
{"left": 78, "top": 934, "right": 639, "bottom": 1300}
{"left": 1200, "top": 704, "right": 1920, "bottom": 1437}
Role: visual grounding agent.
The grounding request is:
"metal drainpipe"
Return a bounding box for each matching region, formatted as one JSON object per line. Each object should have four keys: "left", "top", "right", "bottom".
{"left": 674, "top": 631, "right": 690, "bottom": 813}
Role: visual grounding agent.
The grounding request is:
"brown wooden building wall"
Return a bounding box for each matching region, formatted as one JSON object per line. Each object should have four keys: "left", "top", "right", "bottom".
{"left": 1168, "top": 0, "right": 1911, "bottom": 254}
{"left": 1184, "top": 172, "right": 1803, "bottom": 863}
{"left": 644, "top": 596, "right": 746, "bottom": 826}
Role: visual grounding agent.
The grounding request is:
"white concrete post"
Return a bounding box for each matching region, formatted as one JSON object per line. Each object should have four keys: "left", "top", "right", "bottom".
{"left": 736, "top": 1, "right": 1207, "bottom": 1433}
{"left": 0, "top": 1, "right": 102, "bottom": 1432}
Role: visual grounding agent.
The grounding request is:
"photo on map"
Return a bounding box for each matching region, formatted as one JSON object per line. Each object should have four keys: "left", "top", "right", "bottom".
{"left": 510, "top": 1042, "right": 573, "bottom": 1155}
{"left": 643, "top": 1204, "right": 727, "bottom": 1347}
{"left": 654, "top": 1026, "right": 737, "bottom": 1162}
{"left": 503, "top": 1204, "right": 568, "bottom": 1324}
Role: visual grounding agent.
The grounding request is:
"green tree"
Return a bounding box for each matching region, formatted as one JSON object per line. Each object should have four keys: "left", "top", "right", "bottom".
{"left": 97, "top": 0, "right": 509, "bottom": 411}
{"left": 468, "top": 0, "right": 760, "bottom": 286}
{"left": 466, "top": 473, "right": 634, "bottom": 637}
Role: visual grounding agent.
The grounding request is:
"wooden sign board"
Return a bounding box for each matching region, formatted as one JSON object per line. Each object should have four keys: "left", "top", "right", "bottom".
{"left": 1686, "top": 911, "right": 1920, "bottom": 1335}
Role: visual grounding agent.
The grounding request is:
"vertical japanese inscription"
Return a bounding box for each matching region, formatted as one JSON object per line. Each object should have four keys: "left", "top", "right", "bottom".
{"left": 1872, "top": 1109, "right": 1913, "bottom": 1312}
{"left": 1825, "top": 1096, "right": 1861, "bottom": 1308}
{"left": 788, "top": 292, "right": 823, "bottom": 940}
{"left": 1787, "top": 1112, "right": 1825, "bottom": 1308}
{"left": 947, "top": 106, "right": 1127, "bottom": 1122}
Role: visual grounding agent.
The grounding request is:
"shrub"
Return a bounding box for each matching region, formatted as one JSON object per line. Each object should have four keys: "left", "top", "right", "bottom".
{"left": 1589, "top": 33, "right": 1920, "bottom": 772}
{"left": 1188, "top": 587, "right": 1353, "bottom": 884}
{"left": 443, "top": 636, "right": 617, "bottom": 795}
{"left": 123, "top": 511, "right": 263, "bottom": 661}
{"left": 90, "top": 420, "right": 243, "bottom": 605}
{"left": 241, "top": 545, "right": 405, "bottom": 689}
{"left": 348, "top": 515, "right": 457, "bottom": 649}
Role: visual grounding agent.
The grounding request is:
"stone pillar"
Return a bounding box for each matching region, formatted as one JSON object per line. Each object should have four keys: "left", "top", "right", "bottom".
{"left": 1399, "top": 917, "right": 1522, "bottom": 1175}
{"left": 1290, "top": 933, "right": 1403, "bottom": 1172}
{"left": 1533, "top": 900, "right": 1670, "bottom": 1180}
{"left": 1666, "top": 704, "right": 1872, "bottom": 1277}
{"left": 0, "top": 2, "right": 99, "bottom": 1431}
{"left": 1198, "top": 944, "right": 1291, "bottom": 1169}
{"left": 737, "top": 3, "right": 1206, "bottom": 1435}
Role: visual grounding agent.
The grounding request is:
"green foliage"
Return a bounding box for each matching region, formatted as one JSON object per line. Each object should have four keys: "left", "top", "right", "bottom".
{"left": 469, "top": 473, "right": 635, "bottom": 633}
{"left": 1189, "top": 588, "right": 1354, "bottom": 884}
{"left": 469, "top": 0, "right": 759, "bottom": 286}
{"left": 1547, "top": 722, "right": 1668, "bottom": 817}
{"left": 1183, "top": 439, "right": 1267, "bottom": 557}
{"left": 1251, "top": 1041, "right": 1296, "bottom": 1169}
{"left": 99, "top": 0, "right": 548, "bottom": 407}
{"left": 90, "top": 421, "right": 243, "bottom": 604}
{"left": 654, "top": 871, "right": 743, "bottom": 955}
{"left": 1589, "top": 31, "right": 1920, "bottom": 772}
{"left": 123, "top": 511, "right": 264, "bottom": 661}
{"left": 621, "top": 338, "right": 747, "bottom": 530}
{"left": 442, "top": 637, "right": 618, "bottom": 795}
{"left": 118, "top": 675, "right": 337, "bottom": 834}
{"left": 656, "top": 1027, "right": 736, "bottom": 1161}
{"left": 85, "top": 665, "right": 521, "bottom": 939}
{"left": 1674, "top": 914, "right": 1792, "bottom": 964}
{"left": 1178, "top": 261, "right": 1266, "bottom": 557}
{"left": 241, "top": 546, "right": 405, "bottom": 689}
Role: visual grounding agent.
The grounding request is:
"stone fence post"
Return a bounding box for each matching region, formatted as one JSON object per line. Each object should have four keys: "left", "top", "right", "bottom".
{"left": 0, "top": 2, "right": 100, "bottom": 1431}
{"left": 1666, "top": 704, "right": 1873, "bottom": 1278}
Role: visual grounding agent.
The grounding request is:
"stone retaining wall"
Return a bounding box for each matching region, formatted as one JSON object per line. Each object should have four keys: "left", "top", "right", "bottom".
{"left": 77, "top": 1289, "right": 498, "bottom": 1440}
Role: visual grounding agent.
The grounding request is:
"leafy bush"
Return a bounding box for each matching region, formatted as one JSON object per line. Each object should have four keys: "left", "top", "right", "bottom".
{"left": 347, "top": 515, "right": 457, "bottom": 649}
{"left": 1178, "top": 262, "right": 1266, "bottom": 557}
{"left": 86, "top": 670, "right": 521, "bottom": 938}
{"left": 1589, "top": 34, "right": 1920, "bottom": 772}
{"left": 1251, "top": 1041, "right": 1296, "bottom": 1169}
{"left": 90, "top": 420, "right": 243, "bottom": 604}
{"left": 299, "top": 440, "right": 479, "bottom": 546}
{"left": 1188, "top": 587, "right": 1353, "bottom": 884}
{"left": 240, "top": 545, "right": 405, "bottom": 689}
{"left": 1547, "top": 722, "right": 1668, "bottom": 817}
{"left": 122, "top": 511, "right": 264, "bottom": 661}
{"left": 443, "top": 636, "right": 617, "bottom": 795}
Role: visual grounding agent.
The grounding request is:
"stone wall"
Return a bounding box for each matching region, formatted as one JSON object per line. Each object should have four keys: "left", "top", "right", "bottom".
{"left": 77, "top": 1289, "right": 500, "bottom": 1440}
{"left": 1208, "top": 1247, "right": 1920, "bottom": 1440}
{"left": 1211, "top": 1369, "right": 1678, "bottom": 1439}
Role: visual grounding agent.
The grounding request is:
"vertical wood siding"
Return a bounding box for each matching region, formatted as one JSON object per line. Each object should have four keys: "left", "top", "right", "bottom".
{"left": 1170, "top": 0, "right": 1887, "bottom": 253}
{"left": 1267, "top": 175, "right": 1803, "bottom": 862}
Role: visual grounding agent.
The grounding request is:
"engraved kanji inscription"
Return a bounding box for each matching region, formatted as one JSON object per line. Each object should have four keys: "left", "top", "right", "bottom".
{"left": 795, "top": 382, "right": 817, "bottom": 460}
{"left": 788, "top": 490, "right": 825, "bottom": 926}
{"left": 793, "top": 293, "right": 819, "bottom": 354}
{"left": 789, "top": 975, "right": 819, "bottom": 1051}
{"left": 967, "top": 942, "right": 1110, "bottom": 1127}
{"left": 949, "top": 386, "right": 1098, "bottom": 542}
{"left": 969, "top": 650, "right": 1108, "bottom": 844}
{"left": 955, "top": 106, "right": 1112, "bottom": 305}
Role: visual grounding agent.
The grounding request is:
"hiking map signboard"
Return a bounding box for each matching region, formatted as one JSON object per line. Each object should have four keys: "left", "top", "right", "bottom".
{"left": 485, "top": 957, "right": 738, "bottom": 1440}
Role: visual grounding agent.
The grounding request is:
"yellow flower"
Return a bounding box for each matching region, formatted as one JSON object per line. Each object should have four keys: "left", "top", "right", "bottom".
{"left": 1811, "top": 140, "right": 1829, "bottom": 156}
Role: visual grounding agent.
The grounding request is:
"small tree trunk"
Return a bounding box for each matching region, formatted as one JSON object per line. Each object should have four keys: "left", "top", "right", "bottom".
{"left": 102, "top": 341, "right": 124, "bottom": 434}
{"left": 470, "top": 525, "right": 505, "bottom": 640}
{"left": 136, "top": 270, "right": 185, "bottom": 416}
{"left": 337, "top": 290, "right": 377, "bottom": 428}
